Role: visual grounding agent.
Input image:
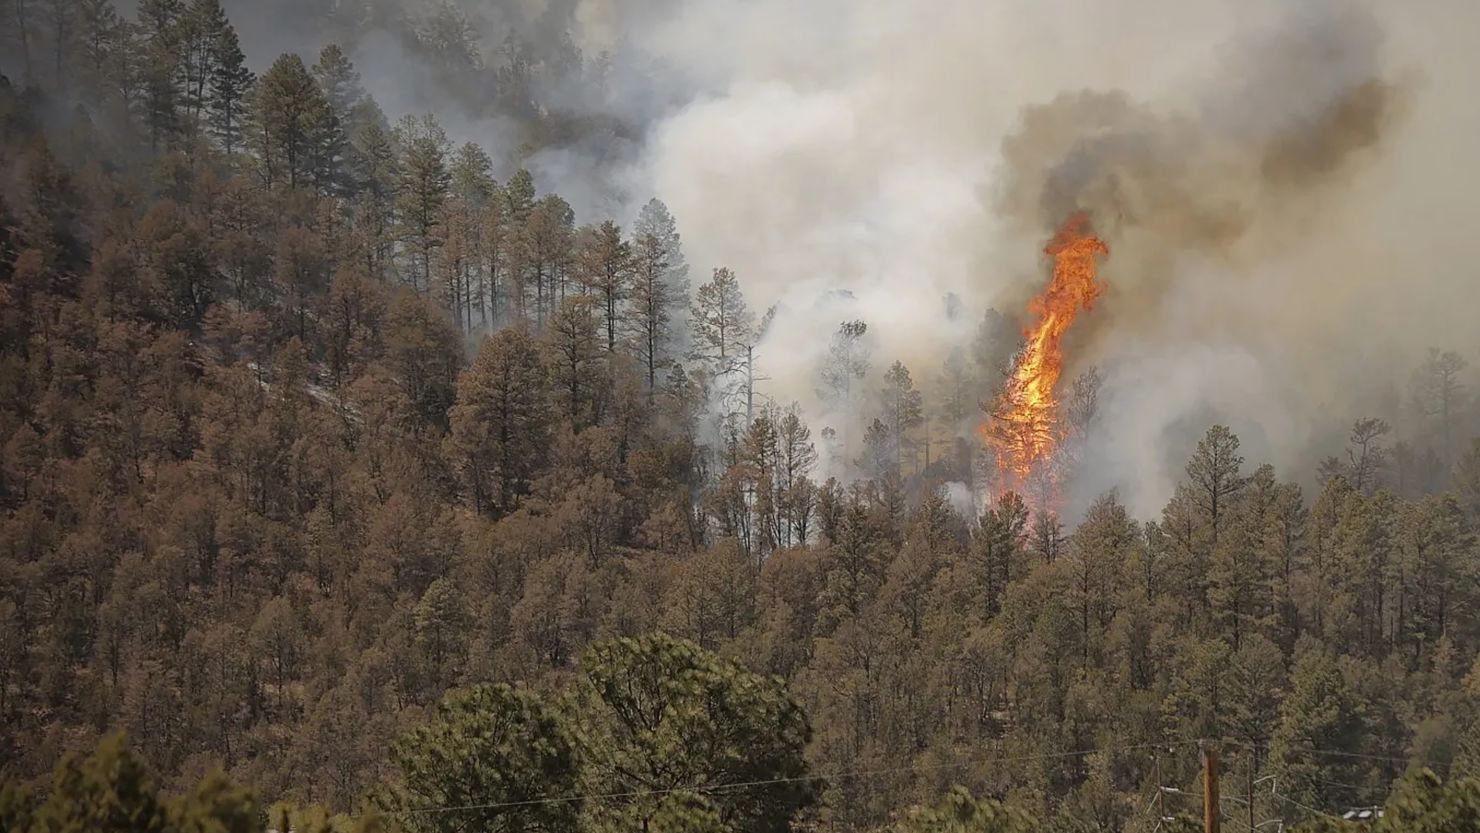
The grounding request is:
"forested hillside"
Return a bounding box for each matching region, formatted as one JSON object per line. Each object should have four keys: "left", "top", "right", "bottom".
{"left": 4, "top": 1, "right": 1480, "bottom": 832}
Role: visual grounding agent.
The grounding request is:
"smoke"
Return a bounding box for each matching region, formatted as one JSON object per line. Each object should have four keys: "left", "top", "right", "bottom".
{"left": 994, "top": 3, "right": 1398, "bottom": 329}
{"left": 216, "top": 0, "right": 655, "bottom": 218}
{"left": 220, "top": 0, "right": 1480, "bottom": 515}
{"left": 615, "top": 0, "right": 1480, "bottom": 514}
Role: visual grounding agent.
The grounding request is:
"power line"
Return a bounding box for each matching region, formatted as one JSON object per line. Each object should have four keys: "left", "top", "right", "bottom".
{"left": 1218, "top": 740, "right": 1406, "bottom": 825}
{"left": 1223, "top": 740, "right": 1409, "bottom": 765}
{"left": 1291, "top": 747, "right": 1410, "bottom": 765}
{"left": 1270, "top": 789, "right": 1346, "bottom": 822}
{"left": 393, "top": 741, "right": 1184, "bottom": 816}
{"left": 386, "top": 737, "right": 1414, "bottom": 819}
{"left": 1304, "top": 773, "right": 1385, "bottom": 796}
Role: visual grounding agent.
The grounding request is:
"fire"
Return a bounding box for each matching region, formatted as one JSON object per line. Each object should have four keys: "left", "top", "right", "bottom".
{"left": 986, "top": 211, "right": 1108, "bottom": 496}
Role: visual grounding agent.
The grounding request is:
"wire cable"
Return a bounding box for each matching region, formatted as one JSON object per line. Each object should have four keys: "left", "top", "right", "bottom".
{"left": 1221, "top": 739, "right": 1409, "bottom": 765}
{"left": 1270, "top": 788, "right": 1347, "bottom": 821}
{"left": 392, "top": 740, "right": 1185, "bottom": 816}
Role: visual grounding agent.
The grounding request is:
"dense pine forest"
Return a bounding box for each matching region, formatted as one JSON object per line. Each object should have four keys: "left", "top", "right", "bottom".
{"left": 4, "top": 1, "right": 1480, "bottom": 831}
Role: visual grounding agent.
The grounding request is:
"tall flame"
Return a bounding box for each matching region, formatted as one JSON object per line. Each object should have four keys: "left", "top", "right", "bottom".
{"left": 986, "top": 211, "right": 1108, "bottom": 496}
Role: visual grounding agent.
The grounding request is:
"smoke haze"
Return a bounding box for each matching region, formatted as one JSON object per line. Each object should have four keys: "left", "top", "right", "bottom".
{"left": 232, "top": 0, "right": 1480, "bottom": 515}
{"left": 617, "top": 0, "right": 1479, "bottom": 514}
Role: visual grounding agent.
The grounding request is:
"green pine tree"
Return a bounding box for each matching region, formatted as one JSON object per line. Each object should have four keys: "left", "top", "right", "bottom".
{"left": 393, "top": 114, "right": 452, "bottom": 292}
{"left": 249, "top": 53, "right": 331, "bottom": 188}
{"left": 571, "top": 633, "right": 814, "bottom": 833}
{"left": 205, "top": 9, "right": 251, "bottom": 156}
{"left": 384, "top": 684, "right": 581, "bottom": 833}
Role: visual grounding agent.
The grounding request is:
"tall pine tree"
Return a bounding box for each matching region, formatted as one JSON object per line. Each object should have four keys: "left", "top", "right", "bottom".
{"left": 138, "top": 0, "right": 185, "bottom": 149}
{"left": 249, "top": 53, "right": 330, "bottom": 188}
{"left": 393, "top": 114, "right": 452, "bottom": 292}
{"left": 205, "top": 5, "right": 250, "bottom": 155}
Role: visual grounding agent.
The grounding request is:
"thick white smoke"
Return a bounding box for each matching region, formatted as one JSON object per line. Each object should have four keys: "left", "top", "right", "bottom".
{"left": 605, "top": 0, "right": 1480, "bottom": 514}
{"left": 222, "top": 0, "right": 1480, "bottom": 515}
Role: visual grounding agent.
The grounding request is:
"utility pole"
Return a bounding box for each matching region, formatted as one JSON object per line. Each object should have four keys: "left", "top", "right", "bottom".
{"left": 1202, "top": 741, "right": 1221, "bottom": 833}
{"left": 1156, "top": 750, "right": 1167, "bottom": 826}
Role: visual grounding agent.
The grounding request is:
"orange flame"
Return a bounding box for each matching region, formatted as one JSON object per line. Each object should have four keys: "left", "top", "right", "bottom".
{"left": 986, "top": 211, "right": 1108, "bottom": 496}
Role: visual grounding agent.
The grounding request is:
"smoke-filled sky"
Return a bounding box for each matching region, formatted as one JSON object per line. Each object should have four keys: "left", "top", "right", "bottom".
{"left": 230, "top": 0, "right": 1480, "bottom": 515}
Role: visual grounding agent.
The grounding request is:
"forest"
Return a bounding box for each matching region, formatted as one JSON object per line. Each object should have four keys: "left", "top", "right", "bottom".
{"left": 3, "top": 1, "right": 1480, "bottom": 832}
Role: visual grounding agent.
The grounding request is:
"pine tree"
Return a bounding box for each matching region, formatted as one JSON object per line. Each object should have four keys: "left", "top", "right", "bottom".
{"left": 179, "top": 0, "right": 229, "bottom": 130}
{"left": 386, "top": 287, "right": 463, "bottom": 424}
{"left": 1030, "top": 509, "right": 1064, "bottom": 563}
{"left": 249, "top": 54, "right": 329, "bottom": 188}
{"left": 20, "top": 733, "right": 259, "bottom": 833}
{"left": 634, "top": 199, "right": 688, "bottom": 280}
{"left": 15, "top": 137, "right": 81, "bottom": 278}
{"left": 690, "top": 267, "right": 753, "bottom": 378}
{"left": 138, "top": 0, "right": 185, "bottom": 149}
{"left": 310, "top": 44, "right": 363, "bottom": 194}
{"left": 137, "top": 0, "right": 184, "bottom": 36}
{"left": 627, "top": 202, "right": 687, "bottom": 394}
{"left": 415, "top": 1, "right": 481, "bottom": 76}
{"left": 394, "top": 114, "right": 452, "bottom": 292}
{"left": 973, "top": 306, "right": 1019, "bottom": 393}
{"left": 522, "top": 194, "right": 575, "bottom": 327}
{"left": 503, "top": 167, "right": 536, "bottom": 227}
{"left": 544, "top": 295, "right": 605, "bottom": 425}
{"left": 818, "top": 319, "right": 871, "bottom": 443}
{"left": 1186, "top": 424, "right": 1247, "bottom": 610}
{"left": 858, "top": 416, "right": 894, "bottom": 481}
{"left": 76, "top": 0, "right": 123, "bottom": 106}
{"left": 1411, "top": 348, "right": 1470, "bottom": 468}
{"left": 412, "top": 578, "right": 470, "bottom": 689}
{"left": 1062, "top": 491, "right": 1134, "bottom": 662}
{"left": 312, "top": 44, "right": 365, "bottom": 125}
{"left": 448, "top": 325, "right": 552, "bottom": 516}
{"left": 578, "top": 220, "right": 631, "bottom": 352}
{"left": 935, "top": 347, "right": 977, "bottom": 432}
{"left": 433, "top": 198, "right": 471, "bottom": 330}
{"left": 776, "top": 406, "right": 818, "bottom": 547}
{"left": 1270, "top": 647, "right": 1368, "bottom": 810}
{"left": 897, "top": 786, "right": 1038, "bottom": 833}
{"left": 347, "top": 138, "right": 397, "bottom": 281}
{"left": 1454, "top": 439, "right": 1480, "bottom": 522}
{"left": 477, "top": 184, "right": 509, "bottom": 329}
{"left": 741, "top": 411, "right": 781, "bottom": 561}
{"left": 973, "top": 491, "right": 1028, "bottom": 616}
{"left": 877, "top": 361, "right": 924, "bottom": 477}
{"left": 205, "top": 19, "right": 251, "bottom": 155}
{"left": 440, "top": 143, "right": 496, "bottom": 328}
{"left": 572, "top": 634, "right": 813, "bottom": 833}
{"left": 306, "top": 99, "right": 346, "bottom": 196}
{"left": 628, "top": 229, "right": 674, "bottom": 392}
{"left": 1224, "top": 633, "right": 1286, "bottom": 754}
{"left": 1209, "top": 464, "right": 1281, "bottom": 649}
{"left": 1347, "top": 417, "right": 1392, "bottom": 495}
{"left": 1396, "top": 494, "right": 1471, "bottom": 652}
{"left": 106, "top": 21, "right": 147, "bottom": 131}
{"left": 386, "top": 684, "right": 580, "bottom": 833}
{"left": 448, "top": 142, "right": 494, "bottom": 206}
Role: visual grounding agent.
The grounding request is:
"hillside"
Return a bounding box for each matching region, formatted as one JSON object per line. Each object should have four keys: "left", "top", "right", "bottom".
{"left": 4, "top": 1, "right": 1480, "bottom": 832}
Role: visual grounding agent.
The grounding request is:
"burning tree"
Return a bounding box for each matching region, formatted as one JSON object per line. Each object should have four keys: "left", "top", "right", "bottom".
{"left": 984, "top": 212, "right": 1109, "bottom": 503}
